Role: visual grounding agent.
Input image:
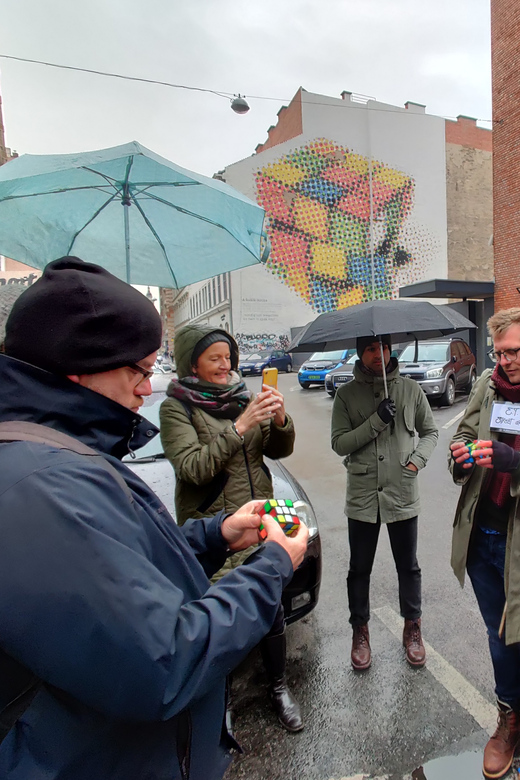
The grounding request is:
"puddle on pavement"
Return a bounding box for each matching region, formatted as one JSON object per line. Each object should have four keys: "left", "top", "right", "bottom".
{"left": 412, "top": 750, "right": 485, "bottom": 779}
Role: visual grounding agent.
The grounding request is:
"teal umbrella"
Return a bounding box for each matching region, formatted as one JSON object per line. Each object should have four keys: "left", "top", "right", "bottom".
{"left": 0, "top": 141, "right": 269, "bottom": 287}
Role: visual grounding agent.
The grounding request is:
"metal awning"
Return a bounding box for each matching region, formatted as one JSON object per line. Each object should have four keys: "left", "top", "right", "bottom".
{"left": 399, "top": 278, "right": 494, "bottom": 300}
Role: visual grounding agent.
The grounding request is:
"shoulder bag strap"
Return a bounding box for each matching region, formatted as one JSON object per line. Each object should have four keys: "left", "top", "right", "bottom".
{"left": 0, "top": 420, "right": 135, "bottom": 744}
{"left": 0, "top": 421, "right": 133, "bottom": 502}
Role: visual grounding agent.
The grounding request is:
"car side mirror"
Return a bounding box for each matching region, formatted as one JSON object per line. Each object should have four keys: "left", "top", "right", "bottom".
{"left": 451, "top": 355, "right": 457, "bottom": 363}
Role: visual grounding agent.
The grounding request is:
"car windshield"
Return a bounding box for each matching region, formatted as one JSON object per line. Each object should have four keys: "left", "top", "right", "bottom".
{"left": 127, "top": 392, "right": 165, "bottom": 460}
{"left": 309, "top": 350, "right": 345, "bottom": 361}
{"left": 399, "top": 343, "right": 449, "bottom": 363}
{"left": 239, "top": 353, "right": 252, "bottom": 361}
{"left": 246, "top": 352, "right": 271, "bottom": 360}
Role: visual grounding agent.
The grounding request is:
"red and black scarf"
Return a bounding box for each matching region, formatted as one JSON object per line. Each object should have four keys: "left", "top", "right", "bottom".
{"left": 487, "top": 365, "right": 520, "bottom": 507}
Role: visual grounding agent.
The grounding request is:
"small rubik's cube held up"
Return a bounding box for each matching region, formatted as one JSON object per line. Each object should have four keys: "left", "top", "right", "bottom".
{"left": 259, "top": 499, "right": 301, "bottom": 540}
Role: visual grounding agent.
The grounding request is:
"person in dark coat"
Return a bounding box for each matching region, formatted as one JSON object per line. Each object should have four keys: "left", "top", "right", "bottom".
{"left": 0, "top": 257, "right": 308, "bottom": 780}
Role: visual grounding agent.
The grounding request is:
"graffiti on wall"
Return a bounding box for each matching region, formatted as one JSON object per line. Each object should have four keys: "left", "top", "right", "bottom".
{"left": 235, "top": 332, "right": 291, "bottom": 353}
{"left": 255, "top": 138, "right": 434, "bottom": 313}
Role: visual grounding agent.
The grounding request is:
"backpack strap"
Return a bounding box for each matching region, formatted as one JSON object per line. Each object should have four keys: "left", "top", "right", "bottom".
{"left": 0, "top": 421, "right": 133, "bottom": 502}
{"left": 0, "top": 665, "right": 42, "bottom": 746}
{"left": 0, "top": 420, "right": 135, "bottom": 744}
{"left": 179, "top": 400, "right": 193, "bottom": 423}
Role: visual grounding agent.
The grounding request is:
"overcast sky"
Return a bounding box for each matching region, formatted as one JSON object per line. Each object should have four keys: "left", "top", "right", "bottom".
{"left": 0, "top": 0, "right": 492, "bottom": 178}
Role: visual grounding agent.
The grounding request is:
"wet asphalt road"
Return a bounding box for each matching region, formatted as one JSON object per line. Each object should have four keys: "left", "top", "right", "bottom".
{"left": 224, "top": 373, "right": 511, "bottom": 780}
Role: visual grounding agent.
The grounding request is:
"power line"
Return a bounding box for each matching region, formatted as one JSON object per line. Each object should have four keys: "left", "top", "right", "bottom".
{"left": 0, "top": 53, "right": 232, "bottom": 100}
{"left": 0, "top": 53, "right": 494, "bottom": 125}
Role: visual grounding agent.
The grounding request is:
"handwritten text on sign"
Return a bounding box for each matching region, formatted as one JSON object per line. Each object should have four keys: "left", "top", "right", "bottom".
{"left": 490, "top": 401, "right": 520, "bottom": 434}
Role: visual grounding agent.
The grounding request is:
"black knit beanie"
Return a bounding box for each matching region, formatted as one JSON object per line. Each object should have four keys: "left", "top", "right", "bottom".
{"left": 191, "top": 331, "right": 235, "bottom": 370}
{"left": 5, "top": 256, "right": 162, "bottom": 374}
{"left": 356, "top": 333, "right": 392, "bottom": 359}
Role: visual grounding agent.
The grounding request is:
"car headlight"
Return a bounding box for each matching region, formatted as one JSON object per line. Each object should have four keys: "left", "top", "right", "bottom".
{"left": 426, "top": 367, "right": 444, "bottom": 378}
{"left": 293, "top": 500, "right": 319, "bottom": 539}
{"left": 255, "top": 362, "right": 266, "bottom": 368}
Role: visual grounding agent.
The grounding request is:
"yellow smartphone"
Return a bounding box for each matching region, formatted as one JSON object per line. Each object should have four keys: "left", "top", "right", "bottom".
{"left": 262, "top": 367, "right": 278, "bottom": 389}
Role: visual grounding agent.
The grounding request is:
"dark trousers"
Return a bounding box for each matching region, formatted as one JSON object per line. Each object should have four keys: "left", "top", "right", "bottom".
{"left": 467, "top": 526, "right": 520, "bottom": 709}
{"left": 347, "top": 515, "right": 422, "bottom": 626}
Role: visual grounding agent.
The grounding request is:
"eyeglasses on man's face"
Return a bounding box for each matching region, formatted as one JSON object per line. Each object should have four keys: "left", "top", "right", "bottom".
{"left": 127, "top": 362, "right": 154, "bottom": 384}
{"left": 488, "top": 347, "right": 520, "bottom": 363}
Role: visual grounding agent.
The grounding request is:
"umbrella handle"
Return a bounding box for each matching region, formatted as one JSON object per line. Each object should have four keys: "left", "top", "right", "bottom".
{"left": 379, "top": 339, "right": 388, "bottom": 398}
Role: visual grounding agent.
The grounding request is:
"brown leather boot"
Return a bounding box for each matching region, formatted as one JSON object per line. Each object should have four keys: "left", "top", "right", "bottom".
{"left": 351, "top": 624, "right": 371, "bottom": 670}
{"left": 483, "top": 702, "right": 520, "bottom": 779}
{"left": 403, "top": 618, "right": 426, "bottom": 667}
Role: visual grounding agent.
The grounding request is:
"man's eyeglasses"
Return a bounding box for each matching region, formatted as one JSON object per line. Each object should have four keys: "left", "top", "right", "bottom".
{"left": 127, "top": 363, "right": 154, "bottom": 383}
{"left": 488, "top": 347, "right": 520, "bottom": 363}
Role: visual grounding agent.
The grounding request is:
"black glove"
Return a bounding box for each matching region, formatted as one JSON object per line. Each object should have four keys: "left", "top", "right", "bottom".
{"left": 377, "top": 397, "right": 396, "bottom": 424}
{"left": 491, "top": 441, "right": 520, "bottom": 473}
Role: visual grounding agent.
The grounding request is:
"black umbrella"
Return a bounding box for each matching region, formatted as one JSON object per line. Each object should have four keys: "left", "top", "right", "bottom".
{"left": 288, "top": 299, "right": 476, "bottom": 397}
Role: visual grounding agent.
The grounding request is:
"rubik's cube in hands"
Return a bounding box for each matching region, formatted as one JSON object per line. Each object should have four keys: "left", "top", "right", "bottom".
{"left": 258, "top": 499, "right": 301, "bottom": 540}
{"left": 466, "top": 440, "right": 486, "bottom": 463}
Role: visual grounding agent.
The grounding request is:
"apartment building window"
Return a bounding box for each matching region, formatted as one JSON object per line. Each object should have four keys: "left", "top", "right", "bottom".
{"left": 212, "top": 278, "right": 216, "bottom": 307}
{"left": 223, "top": 273, "right": 228, "bottom": 300}
{"left": 217, "top": 276, "right": 222, "bottom": 303}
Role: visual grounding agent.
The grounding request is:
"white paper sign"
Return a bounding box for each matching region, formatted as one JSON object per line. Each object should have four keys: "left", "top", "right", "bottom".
{"left": 489, "top": 401, "right": 520, "bottom": 434}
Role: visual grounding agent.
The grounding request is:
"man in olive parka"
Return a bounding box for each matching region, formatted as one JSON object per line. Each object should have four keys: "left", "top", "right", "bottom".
{"left": 331, "top": 335, "right": 438, "bottom": 672}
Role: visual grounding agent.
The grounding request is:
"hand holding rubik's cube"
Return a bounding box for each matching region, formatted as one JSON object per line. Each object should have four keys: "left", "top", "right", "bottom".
{"left": 258, "top": 499, "right": 301, "bottom": 540}
{"left": 466, "top": 440, "right": 492, "bottom": 463}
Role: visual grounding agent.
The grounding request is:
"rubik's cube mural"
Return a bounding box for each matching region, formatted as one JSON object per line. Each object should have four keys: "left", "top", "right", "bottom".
{"left": 255, "top": 138, "right": 420, "bottom": 313}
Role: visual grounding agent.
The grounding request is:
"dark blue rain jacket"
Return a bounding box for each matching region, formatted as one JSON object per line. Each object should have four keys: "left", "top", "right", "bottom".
{"left": 0, "top": 355, "right": 293, "bottom": 780}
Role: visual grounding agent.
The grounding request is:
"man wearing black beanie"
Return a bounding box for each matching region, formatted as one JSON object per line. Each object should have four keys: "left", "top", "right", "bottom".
{"left": 0, "top": 256, "right": 308, "bottom": 780}
{"left": 331, "top": 335, "right": 438, "bottom": 673}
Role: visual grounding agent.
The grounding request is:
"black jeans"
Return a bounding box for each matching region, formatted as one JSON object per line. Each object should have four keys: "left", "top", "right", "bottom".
{"left": 347, "top": 515, "right": 421, "bottom": 626}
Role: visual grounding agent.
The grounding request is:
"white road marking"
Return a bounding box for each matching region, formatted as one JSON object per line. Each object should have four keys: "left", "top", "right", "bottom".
{"left": 373, "top": 605, "right": 497, "bottom": 734}
{"left": 442, "top": 409, "right": 465, "bottom": 430}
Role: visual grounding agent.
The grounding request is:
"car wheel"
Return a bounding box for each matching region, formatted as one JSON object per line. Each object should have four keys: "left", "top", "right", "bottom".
{"left": 465, "top": 369, "right": 476, "bottom": 394}
{"left": 326, "top": 390, "right": 336, "bottom": 398}
{"left": 286, "top": 362, "right": 293, "bottom": 373}
{"left": 439, "top": 377, "right": 455, "bottom": 407}
{"left": 299, "top": 382, "right": 310, "bottom": 389}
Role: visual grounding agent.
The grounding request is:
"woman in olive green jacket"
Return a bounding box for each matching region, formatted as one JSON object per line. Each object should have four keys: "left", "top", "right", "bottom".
{"left": 159, "top": 324, "right": 302, "bottom": 732}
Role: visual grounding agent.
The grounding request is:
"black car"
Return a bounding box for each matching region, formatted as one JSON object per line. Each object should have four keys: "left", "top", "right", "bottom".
{"left": 125, "top": 392, "right": 322, "bottom": 624}
{"left": 398, "top": 338, "right": 476, "bottom": 406}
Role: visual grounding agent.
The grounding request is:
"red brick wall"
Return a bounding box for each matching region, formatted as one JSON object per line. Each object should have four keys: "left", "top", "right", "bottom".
{"left": 445, "top": 116, "right": 492, "bottom": 152}
{"left": 491, "top": 0, "right": 520, "bottom": 310}
{"left": 254, "top": 89, "right": 303, "bottom": 153}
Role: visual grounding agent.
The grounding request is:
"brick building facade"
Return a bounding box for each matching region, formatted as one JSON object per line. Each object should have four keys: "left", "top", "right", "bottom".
{"left": 445, "top": 116, "right": 493, "bottom": 281}
{"left": 0, "top": 94, "right": 18, "bottom": 167}
{"left": 254, "top": 88, "right": 493, "bottom": 288}
{"left": 491, "top": 0, "right": 520, "bottom": 310}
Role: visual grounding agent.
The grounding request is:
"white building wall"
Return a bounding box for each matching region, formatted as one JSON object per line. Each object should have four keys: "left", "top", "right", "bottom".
{"left": 221, "top": 91, "right": 447, "bottom": 352}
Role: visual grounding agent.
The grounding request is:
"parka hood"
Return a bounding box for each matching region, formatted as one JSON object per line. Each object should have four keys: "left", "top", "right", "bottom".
{"left": 0, "top": 354, "right": 158, "bottom": 458}
{"left": 353, "top": 356, "right": 400, "bottom": 385}
{"left": 174, "top": 324, "right": 239, "bottom": 379}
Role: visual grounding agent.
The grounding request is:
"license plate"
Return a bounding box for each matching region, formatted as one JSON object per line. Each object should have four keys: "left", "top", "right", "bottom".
{"left": 308, "top": 375, "right": 320, "bottom": 380}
